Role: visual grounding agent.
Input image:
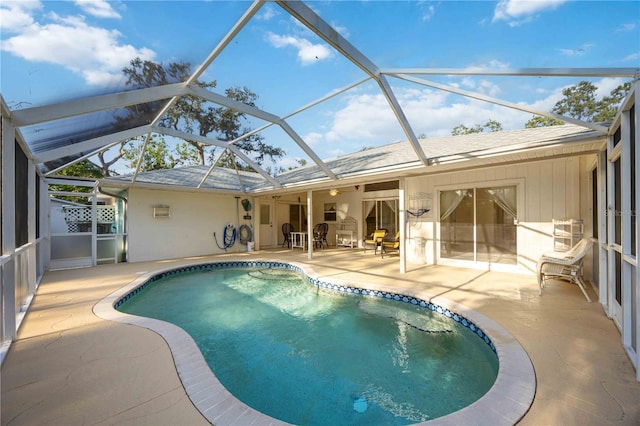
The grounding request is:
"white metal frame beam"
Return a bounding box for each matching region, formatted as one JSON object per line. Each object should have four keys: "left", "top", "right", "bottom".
{"left": 381, "top": 67, "right": 639, "bottom": 77}
{"left": 391, "top": 73, "right": 609, "bottom": 133}
{"left": 188, "top": 85, "right": 337, "bottom": 179}
{"left": 155, "top": 126, "right": 282, "bottom": 188}
{"left": 10, "top": 83, "right": 188, "bottom": 127}
{"left": 276, "top": 0, "right": 429, "bottom": 167}
{"left": 33, "top": 125, "right": 153, "bottom": 164}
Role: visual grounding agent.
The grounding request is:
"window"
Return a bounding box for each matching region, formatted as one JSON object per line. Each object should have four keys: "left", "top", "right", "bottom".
{"left": 440, "top": 185, "right": 517, "bottom": 265}
{"left": 324, "top": 203, "right": 336, "bottom": 222}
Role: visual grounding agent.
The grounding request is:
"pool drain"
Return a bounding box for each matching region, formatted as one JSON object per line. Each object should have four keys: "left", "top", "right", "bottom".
{"left": 353, "top": 397, "right": 368, "bottom": 413}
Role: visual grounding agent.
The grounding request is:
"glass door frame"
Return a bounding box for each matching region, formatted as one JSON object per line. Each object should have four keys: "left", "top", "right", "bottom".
{"left": 435, "top": 178, "right": 523, "bottom": 272}
{"left": 363, "top": 198, "right": 399, "bottom": 239}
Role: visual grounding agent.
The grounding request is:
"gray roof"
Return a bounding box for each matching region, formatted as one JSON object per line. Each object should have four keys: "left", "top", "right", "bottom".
{"left": 105, "top": 165, "right": 268, "bottom": 192}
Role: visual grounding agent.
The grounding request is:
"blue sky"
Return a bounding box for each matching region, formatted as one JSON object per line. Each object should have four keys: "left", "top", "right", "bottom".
{"left": 1, "top": 0, "right": 639, "bottom": 172}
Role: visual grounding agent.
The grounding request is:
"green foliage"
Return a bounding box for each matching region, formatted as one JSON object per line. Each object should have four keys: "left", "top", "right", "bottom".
{"left": 121, "top": 135, "right": 196, "bottom": 171}
{"left": 452, "top": 120, "right": 503, "bottom": 136}
{"left": 49, "top": 161, "right": 104, "bottom": 204}
{"left": 553, "top": 80, "right": 598, "bottom": 121}
{"left": 525, "top": 116, "right": 565, "bottom": 128}
{"left": 524, "top": 81, "right": 631, "bottom": 128}
{"left": 593, "top": 82, "right": 632, "bottom": 122}
{"left": 120, "top": 58, "right": 285, "bottom": 172}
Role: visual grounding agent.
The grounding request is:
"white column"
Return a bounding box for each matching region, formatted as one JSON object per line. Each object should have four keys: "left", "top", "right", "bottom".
{"left": 1, "top": 115, "right": 16, "bottom": 341}
{"left": 27, "top": 160, "right": 36, "bottom": 294}
{"left": 306, "top": 190, "right": 313, "bottom": 260}
{"left": 399, "top": 178, "right": 406, "bottom": 274}
{"left": 633, "top": 82, "right": 640, "bottom": 381}
{"left": 621, "top": 103, "right": 632, "bottom": 352}
{"left": 597, "top": 151, "right": 608, "bottom": 306}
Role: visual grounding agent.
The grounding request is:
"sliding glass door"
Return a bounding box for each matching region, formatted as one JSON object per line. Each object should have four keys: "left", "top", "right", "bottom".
{"left": 363, "top": 199, "right": 398, "bottom": 238}
{"left": 440, "top": 185, "right": 517, "bottom": 265}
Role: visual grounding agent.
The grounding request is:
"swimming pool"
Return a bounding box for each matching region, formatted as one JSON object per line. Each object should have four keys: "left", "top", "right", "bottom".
{"left": 95, "top": 259, "right": 535, "bottom": 425}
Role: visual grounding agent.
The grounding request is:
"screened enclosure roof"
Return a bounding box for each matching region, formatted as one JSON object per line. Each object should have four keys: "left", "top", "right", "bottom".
{"left": 2, "top": 0, "right": 638, "bottom": 194}
{"left": 102, "top": 123, "right": 606, "bottom": 194}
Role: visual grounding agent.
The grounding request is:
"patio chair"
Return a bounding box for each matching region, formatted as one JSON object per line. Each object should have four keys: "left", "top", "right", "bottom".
{"left": 313, "top": 223, "right": 329, "bottom": 249}
{"left": 282, "top": 223, "right": 294, "bottom": 248}
{"left": 364, "top": 229, "right": 387, "bottom": 253}
{"left": 381, "top": 232, "right": 400, "bottom": 258}
{"left": 536, "top": 238, "right": 593, "bottom": 302}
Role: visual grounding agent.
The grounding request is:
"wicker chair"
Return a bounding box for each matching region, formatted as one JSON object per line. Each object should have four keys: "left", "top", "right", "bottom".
{"left": 312, "top": 223, "right": 329, "bottom": 249}
{"left": 282, "top": 223, "right": 294, "bottom": 248}
{"left": 537, "top": 238, "right": 593, "bottom": 302}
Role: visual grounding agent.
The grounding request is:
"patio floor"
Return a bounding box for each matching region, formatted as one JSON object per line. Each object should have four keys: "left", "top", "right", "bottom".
{"left": 2, "top": 247, "right": 640, "bottom": 425}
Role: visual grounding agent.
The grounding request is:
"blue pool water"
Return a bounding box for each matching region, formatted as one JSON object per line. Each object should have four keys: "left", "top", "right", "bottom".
{"left": 117, "top": 266, "right": 498, "bottom": 425}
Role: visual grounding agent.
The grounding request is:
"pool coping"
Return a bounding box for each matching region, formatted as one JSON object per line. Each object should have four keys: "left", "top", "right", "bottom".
{"left": 94, "top": 259, "right": 536, "bottom": 425}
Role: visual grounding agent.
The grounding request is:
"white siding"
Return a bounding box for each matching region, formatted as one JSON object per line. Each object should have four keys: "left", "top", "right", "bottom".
{"left": 406, "top": 156, "right": 595, "bottom": 273}
{"left": 128, "top": 188, "right": 249, "bottom": 262}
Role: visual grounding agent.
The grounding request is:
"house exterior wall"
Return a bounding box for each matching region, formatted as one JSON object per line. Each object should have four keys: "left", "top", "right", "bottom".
{"left": 312, "top": 190, "right": 364, "bottom": 247}
{"left": 127, "top": 188, "right": 251, "bottom": 262}
{"left": 405, "top": 155, "right": 596, "bottom": 274}
{"left": 259, "top": 189, "right": 365, "bottom": 249}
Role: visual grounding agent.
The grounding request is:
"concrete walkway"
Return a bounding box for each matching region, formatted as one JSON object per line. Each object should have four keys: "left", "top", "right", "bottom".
{"left": 2, "top": 248, "right": 640, "bottom": 425}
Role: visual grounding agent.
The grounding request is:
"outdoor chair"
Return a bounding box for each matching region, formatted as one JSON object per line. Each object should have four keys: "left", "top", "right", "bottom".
{"left": 364, "top": 229, "right": 387, "bottom": 253}
{"left": 313, "top": 223, "right": 329, "bottom": 249}
{"left": 537, "top": 238, "right": 593, "bottom": 302}
{"left": 381, "top": 232, "right": 400, "bottom": 258}
{"left": 282, "top": 223, "right": 294, "bottom": 248}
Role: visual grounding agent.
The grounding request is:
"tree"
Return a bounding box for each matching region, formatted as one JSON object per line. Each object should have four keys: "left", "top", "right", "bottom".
{"left": 121, "top": 135, "right": 200, "bottom": 172}
{"left": 593, "top": 82, "right": 632, "bottom": 122}
{"left": 525, "top": 116, "right": 564, "bottom": 128}
{"left": 48, "top": 160, "right": 104, "bottom": 203}
{"left": 452, "top": 119, "right": 503, "bottom": 136}
{"left": 524, "top": 81, "right": 631, "bottom": 128}
{"left": 121, "top": 58, "right": 284, "bottom": 171}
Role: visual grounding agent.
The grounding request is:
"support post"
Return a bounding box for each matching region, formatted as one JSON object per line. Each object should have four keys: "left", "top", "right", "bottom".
{"left": 307, "top": 190, "right": 313, "bottom": 260}
{"left": 399, "top": 178, "right": 406, "bottom": 274}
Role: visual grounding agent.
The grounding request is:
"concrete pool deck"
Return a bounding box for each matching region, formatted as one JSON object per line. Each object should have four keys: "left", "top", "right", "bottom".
{"left": 2, "top": 248, "right": 640, "bottom": 425}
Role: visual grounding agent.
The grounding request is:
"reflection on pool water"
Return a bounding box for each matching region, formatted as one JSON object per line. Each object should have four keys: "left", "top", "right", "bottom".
{"left": 117, "top": 264, "right": 498, "bottom": 425}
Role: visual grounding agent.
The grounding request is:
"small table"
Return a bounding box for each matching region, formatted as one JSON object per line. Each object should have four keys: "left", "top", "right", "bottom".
{"left": 290, "top": 232, "right": 308, "bottom": 250}
{"left": 336, "top": 230, "right": 356, "bottom": 248}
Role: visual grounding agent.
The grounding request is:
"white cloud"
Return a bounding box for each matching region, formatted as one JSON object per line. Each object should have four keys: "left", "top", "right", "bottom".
{"left": 418, "top": 2, "right": 435, "bottom": 22}
{"left": 303, "top": 132, "right": 323, "bottom": 147}
{"left": 257, "top": 5, "right": 278, "bottom": 21}
{"left": 1, "top": 7, "right": 155, "bottom": 86}
{"left": 266, "top": 31, "right": 332, "bottom": 65}
{"left": 0, "top": 1, "right": 42, "bottom": 32}
{"left": 325, "top": 93, "right": 399, "bottom": 144}
{"left": 623, "top": 52, "right": 640, "bottom": 62}
{"left": 493, "top": 0, "right": 567, "bottom": 25}
{"left": 594, "top": 77, "right": 628, "bottom": 99}
{"left": 459, "top": 77, "right": 502, "bottom": 97}
{"left": 311, "top": 80, "right": 586, "bottom": 156}
{"left": 75, "top": 0, "right": 121, "bottom": 19}
{"left": 615, "top": 22, "right": 636, "bottom": 33}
